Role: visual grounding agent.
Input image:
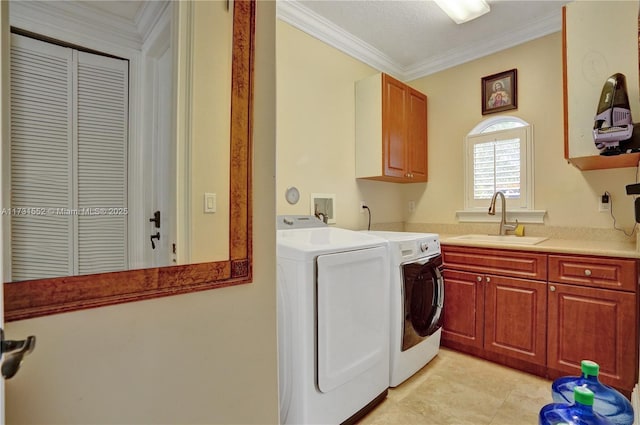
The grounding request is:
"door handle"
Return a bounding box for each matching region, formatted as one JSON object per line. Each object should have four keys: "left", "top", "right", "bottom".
{"left": 0, "top": 328, "right": 36, "bottom": 379}
{"left": 150, "top": 232, "right": 160, "bottom": 249}
{"left": 149, "top": 211, "right": 161, "bottom": 228}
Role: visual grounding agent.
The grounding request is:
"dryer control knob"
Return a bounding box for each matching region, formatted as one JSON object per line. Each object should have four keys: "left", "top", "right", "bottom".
{"left": 420, "top": 242, "right": 429, "bottom": 252}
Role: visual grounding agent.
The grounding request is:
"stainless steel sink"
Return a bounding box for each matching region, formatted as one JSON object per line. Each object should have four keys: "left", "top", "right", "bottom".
{"left": 449, "top": 234, "right": 548, "bottom": 245}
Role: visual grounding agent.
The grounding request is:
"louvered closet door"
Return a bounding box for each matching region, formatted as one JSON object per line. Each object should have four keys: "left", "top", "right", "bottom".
{"left": 10, "top": 34, "right": 129, "bottom": 280}
{"left": 75, "top": 51, "right": 128, "bottom": 275}
{"left": 10, "top": 34, "right": 74, "bottom": 280}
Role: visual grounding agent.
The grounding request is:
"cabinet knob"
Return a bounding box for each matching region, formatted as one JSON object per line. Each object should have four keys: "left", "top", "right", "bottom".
{"left": 485, "top": 276, "right": 491, "bottom": 283}
{"left": 476, "top": 276, "right": 482, "bottom": 282}
{"left": 549, "top": 285, "right": 556, "bottom": 292}
{"left": 584, "top": 269, "right": 592, "bottom": 277}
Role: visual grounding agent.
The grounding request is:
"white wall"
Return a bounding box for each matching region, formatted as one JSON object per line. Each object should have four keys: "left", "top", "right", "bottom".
{"left": 3, "top": 1, "right": 278, "bottom": 423}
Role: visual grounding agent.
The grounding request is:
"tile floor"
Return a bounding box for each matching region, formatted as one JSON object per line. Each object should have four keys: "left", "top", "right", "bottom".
{"left": 358, "top": 348, "right": 552, "bottom": 425}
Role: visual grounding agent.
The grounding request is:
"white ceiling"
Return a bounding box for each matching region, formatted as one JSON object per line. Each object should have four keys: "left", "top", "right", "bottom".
{"left": 277, "top": 0, "right": 572, "bottom": 81}
{"left": 17, "top": 0, "right": 571, "bottom": 82}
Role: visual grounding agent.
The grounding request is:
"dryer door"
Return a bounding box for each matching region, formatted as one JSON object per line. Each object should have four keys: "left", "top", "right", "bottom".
{"left": 402, "top": 255, "right": 444, "bottom": 351}
{"left": 316, "top": 246, "right": 389, "bottom": 393}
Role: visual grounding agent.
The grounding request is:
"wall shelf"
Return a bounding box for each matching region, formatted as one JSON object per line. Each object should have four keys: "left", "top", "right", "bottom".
{"left": 567, "top": 153, "right": 640, "bottom": 171}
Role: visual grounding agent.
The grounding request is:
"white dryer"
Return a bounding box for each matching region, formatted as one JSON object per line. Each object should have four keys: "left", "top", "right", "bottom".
{"left": 277, "top": 216, "right": 390, "bottom": 425}
{"left": 364, "top": 231, "right": 443, "bottom": 387}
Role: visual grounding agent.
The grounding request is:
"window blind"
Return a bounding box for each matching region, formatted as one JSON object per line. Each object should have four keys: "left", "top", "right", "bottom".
{"left": 473, "top": 138, "right": 521, "bottom": 200}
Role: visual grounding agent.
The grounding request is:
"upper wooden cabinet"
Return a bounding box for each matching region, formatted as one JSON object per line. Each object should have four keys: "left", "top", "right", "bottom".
{"left": 563, "top": 2, "right": 640, "bottom": 170}
{"left": 356, "top": 73, "right": 427, "bottom": 182}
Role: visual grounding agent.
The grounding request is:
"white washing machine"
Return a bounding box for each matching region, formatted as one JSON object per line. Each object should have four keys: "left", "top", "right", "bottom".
{"left": 277, "top": 216, "right": 391, "bottom": 424}
{"left": 364, "top": 231, "right": 443, "bottom": 387}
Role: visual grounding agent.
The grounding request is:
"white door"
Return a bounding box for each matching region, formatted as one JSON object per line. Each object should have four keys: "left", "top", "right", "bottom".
{"left": 316, "top": 246, "right": 389, "bottom": 393}
{"left": 149, "top": 43, "right": 176, "bottom": 267}
{"left": 142, "top": 12, "right": 176, "bottom": 268}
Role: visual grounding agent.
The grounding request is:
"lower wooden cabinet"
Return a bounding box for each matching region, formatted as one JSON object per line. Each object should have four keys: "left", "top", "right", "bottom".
{"left": 484, "top": 275, "right": 547, "bottom": 365}
{"left": 442, "top": 269, "right": 546, "bottom": 366}
{"left": 547, "top": 282, "right": 637, "bottom": 390}
{"left": 442, "top": 245, "right": 638, "bottom": 393}
{"left": 442, "top": 270, "right": 484, "bottom": 349}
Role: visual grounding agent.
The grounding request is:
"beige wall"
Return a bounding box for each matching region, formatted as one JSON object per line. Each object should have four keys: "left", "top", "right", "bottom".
{"left": 4, "top": 1, "right": 278, "bottom": 423}
{"left": 276, "top": 21, "right": 405, "bottom": 229}
{"left": 565, "top": 1, "right": 640, "bottom": 158}
{"left": 277, "top": 20, "right": 637, "bottom": 234}
{"left": 406, "top": 32, "right": 637, "bottom": 230}
{"left": 190, "top": 1, "right": 231, "bottom": 263}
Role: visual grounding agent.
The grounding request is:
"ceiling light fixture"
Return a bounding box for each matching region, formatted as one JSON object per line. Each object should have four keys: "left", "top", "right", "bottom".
{"left": 433, "top": 0, "right": 490, "bottom": 24}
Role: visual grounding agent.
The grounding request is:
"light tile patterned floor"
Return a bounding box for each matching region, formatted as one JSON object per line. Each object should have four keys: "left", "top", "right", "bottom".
{"left": 358, "top": 348, "right": 552, "bottom": 425}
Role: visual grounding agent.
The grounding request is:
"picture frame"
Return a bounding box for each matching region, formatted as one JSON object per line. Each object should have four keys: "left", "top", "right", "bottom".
{"left": 481, "top": 69, "right": 517, "bottom": 115}
{"left": 310, "top": 193, "right": 336, "bottom": 224}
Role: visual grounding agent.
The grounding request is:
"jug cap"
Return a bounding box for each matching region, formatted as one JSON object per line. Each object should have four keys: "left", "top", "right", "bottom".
{"left": 574, "top": 386, "right": 595, "bottom": 406}
{"left": 580, "top": 360, "right": 600, "bottom": 378}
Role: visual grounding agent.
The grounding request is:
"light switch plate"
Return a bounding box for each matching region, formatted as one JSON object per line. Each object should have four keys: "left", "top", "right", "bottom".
{"left": 204, "top": 193, "right": 216, "bottom": 213}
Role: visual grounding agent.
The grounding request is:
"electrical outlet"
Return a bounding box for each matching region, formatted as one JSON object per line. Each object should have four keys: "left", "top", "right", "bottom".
{"left": 408, "top": 200, "right": 416, "bottom": 212}
{"left": 599, "top": 193, "right": 610, "bottom": 212}
{"left": 360, "top": 201, "right": 367, "bottom": 213}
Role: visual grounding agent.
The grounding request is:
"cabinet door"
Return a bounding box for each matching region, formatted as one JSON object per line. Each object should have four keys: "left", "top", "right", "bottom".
{"left": 484, "top": 275, "right": 546, "bottom": 365}
{"left": 407, "top": 88, "right": 427, "bottom": 182}
{"left": 547, "top": 283, "right": 637, "bottom": 391}
{"left": 442, "top": 269, "right": 484, "bottom": 349}
{"left": 382, "top": 74, "right": 407, "bottom": 179}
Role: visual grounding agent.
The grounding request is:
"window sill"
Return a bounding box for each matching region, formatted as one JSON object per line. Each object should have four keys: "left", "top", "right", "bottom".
{"left": 456, "top": 209, "right": 546, "bottom": 224}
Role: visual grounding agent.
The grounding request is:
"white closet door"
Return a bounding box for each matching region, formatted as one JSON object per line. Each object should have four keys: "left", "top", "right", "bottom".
{"left": 9, "top": 34, "right": 129, "bottom": 280}
{"left": 75, "top": 51, "right": 128, "bottom": 275}
{"left": 10, "top": 34, "right": 74, "bottom": 280}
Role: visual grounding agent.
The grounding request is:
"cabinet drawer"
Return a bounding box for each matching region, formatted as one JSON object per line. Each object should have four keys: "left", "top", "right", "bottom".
{"left": 548, "top": 255, "right": 638, "bottom": 292}
{"left": 442, "top": 246, "right": 547, "bottom": 280}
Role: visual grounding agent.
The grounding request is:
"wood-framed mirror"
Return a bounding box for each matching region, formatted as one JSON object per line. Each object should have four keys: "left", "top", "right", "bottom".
{"left": 2, "top": 0, "right": 255, "bottom": 321}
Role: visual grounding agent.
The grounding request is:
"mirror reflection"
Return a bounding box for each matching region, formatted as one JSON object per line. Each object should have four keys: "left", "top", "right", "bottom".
{"left": 5, "top": 0, "right": 231, "bottom": 282}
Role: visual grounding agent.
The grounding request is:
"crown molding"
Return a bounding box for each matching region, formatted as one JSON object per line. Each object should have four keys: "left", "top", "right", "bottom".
{"left": 404, "top": 12, "right": 562, "bottom": 81}
{"left": 9, "top": 1, "right": 168, "bottom": 52}
{"left": 276, "top": 0, "right": 407, "bottom": 80}
{"left": 136, "top": 1, "right": 171, "bottom": 46}
{"left": 277, "top": 1, "right": 562, "bottom": 82}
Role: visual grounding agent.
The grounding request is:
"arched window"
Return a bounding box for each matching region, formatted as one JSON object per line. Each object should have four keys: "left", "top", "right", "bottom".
{"left": 464, "top": 116, "right": 533, "bottom": 211}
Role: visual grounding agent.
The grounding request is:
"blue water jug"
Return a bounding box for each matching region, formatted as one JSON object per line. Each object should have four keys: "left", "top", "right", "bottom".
{"left": 552, "top": 360, "right": 634, "bottom": 425}
{"left": 540, "top": 386, "right": 613, "bottom": 425}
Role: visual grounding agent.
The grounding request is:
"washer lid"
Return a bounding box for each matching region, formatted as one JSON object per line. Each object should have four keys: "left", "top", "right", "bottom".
{"left": 277, "top": 227, "right": 388, "bottom": 261}
{"left": 363, "top": 230, "right": 439, "bottom": 242}
{"left": 276, "top": 215, "right": 327, "bottom": 230}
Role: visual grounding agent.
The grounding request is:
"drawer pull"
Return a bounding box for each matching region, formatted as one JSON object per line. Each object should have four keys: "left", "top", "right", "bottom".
{"left": 584, "top": 269, "right": 592, "bottom": 277}
{"left": 549, "top": 285, "right": 556, "bottom": 292}
{"left": 476, "top": 276, "right": 482, "bottom": 282}
{"left": 485, "top": 276, "right": 491, "bottom": 283}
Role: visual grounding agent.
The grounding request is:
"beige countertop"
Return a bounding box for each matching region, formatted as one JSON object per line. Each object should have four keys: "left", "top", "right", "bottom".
{"left": 440, "top": 234, "right": 640, "bottom": 259}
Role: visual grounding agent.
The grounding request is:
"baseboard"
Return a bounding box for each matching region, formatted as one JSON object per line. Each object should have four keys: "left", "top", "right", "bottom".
{"left": 632, "top": 384, "right": 639, "bottom": 425}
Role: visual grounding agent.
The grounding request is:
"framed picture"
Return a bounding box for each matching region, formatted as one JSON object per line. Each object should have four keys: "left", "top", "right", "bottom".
{"left": 310, "top": 193, "right": 336, "bottom": 224}
{"left": 481, "top": 69, "right": 517, "bottom": 115}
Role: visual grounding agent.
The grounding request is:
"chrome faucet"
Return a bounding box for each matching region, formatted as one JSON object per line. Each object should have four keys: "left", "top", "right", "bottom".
{"left": 488, "top": 191, "right": 518, "bottom": 235}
